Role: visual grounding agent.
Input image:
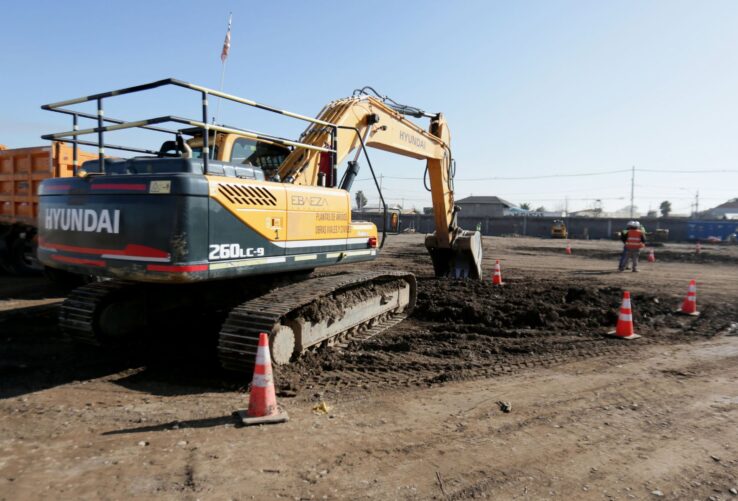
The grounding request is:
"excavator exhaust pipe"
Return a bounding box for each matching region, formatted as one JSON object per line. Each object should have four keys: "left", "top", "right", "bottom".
{"left": 425, "top": 230, "right": 483, "bottom": 279}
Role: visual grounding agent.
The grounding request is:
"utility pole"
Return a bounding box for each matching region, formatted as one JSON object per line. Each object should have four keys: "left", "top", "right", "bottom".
{"left": 629, "top": 165, "right": 635, "bottom": 218}
{"left": 693, "top": 190, "right": 699, "bottom": 218}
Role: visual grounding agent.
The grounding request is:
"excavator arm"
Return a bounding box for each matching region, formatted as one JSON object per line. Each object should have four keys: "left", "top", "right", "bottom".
{"left": 278, "top": 94, "right": 483, "bottom": 279}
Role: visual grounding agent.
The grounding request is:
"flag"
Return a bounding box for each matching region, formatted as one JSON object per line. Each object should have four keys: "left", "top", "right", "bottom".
{"left": 220, "top": 14, "right": 232, "bottom": 63}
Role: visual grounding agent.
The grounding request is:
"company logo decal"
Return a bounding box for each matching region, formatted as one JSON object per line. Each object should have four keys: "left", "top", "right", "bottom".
{"left": 44, "top": 208, "right": 121, "bottom": 234}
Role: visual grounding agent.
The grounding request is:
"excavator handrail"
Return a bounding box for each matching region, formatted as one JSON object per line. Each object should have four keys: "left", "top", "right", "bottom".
{"left": 43, "top": 78, "right": 337, "bottom": 128}
{"left": 41, "top": 78, "right": 341, "bottom": 174}
{"left": 42, "top": 116, "right": 335, "bottom": 155}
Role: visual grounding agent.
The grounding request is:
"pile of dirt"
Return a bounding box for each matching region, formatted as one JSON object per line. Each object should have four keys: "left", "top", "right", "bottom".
{"left": 515, "top": 246, "right": 738, "bottom": 265}
{"left": 274, "top": 277, "right": 738, "bottom": 398}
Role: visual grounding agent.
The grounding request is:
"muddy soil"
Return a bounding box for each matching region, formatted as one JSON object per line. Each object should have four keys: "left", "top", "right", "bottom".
{"left": 1, "top": 235, "right": 737, "bottom": 500}
{"left": 274, "top": 276, "right": 737, "bottom": 399}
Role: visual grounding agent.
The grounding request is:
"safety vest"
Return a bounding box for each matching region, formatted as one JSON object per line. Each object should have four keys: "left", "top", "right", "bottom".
{"left": 625, "top": 229, "right": 644, "bottom": 249}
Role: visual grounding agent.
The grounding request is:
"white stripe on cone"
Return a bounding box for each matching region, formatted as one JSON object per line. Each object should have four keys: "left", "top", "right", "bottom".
{"left": 255, "top": 351, "right": 270, "bottom": 365}
{"left": 252, "top": 373, "right": 273, "bottom": 388}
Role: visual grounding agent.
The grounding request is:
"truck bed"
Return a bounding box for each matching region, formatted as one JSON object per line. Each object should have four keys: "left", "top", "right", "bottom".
{"left": 1, "top": 143, "right": 96, "bottom": 226}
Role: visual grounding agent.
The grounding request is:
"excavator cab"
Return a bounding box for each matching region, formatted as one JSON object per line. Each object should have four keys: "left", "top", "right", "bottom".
{"left": 181, "top": 128, "right": 291, "bottom": 170}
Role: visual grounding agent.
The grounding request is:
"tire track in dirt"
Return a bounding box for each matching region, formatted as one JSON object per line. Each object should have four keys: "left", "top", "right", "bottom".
{"left": 299, "top": 341, "right": 735, "bottom": 500}
{"left": 298, "top": 342, "right": 643, "bottom": 401}
{"left": 383, "top": 346, "right": 738, "bottom": 500}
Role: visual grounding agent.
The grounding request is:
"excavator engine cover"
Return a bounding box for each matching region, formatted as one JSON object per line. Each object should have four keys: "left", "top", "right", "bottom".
{"left": 425, "top": 230, "right": 483, "bottom": 279}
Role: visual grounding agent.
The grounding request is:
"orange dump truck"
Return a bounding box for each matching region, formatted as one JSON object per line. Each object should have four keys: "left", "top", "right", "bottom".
{"left": 0, "top": 143, "right": 96, "bottom": 274}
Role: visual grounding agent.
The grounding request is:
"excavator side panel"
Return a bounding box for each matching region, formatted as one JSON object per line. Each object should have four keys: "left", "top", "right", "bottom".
{"left": 38, "top": 166, "right": 378, "bottom": 283}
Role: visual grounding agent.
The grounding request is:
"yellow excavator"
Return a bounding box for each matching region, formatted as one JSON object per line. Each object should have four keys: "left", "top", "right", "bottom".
{"left": 37, "top": 79, "right": 482, "bottom": 373}
{"left": 551, "top": 219, "right": 568, "bottom": 239}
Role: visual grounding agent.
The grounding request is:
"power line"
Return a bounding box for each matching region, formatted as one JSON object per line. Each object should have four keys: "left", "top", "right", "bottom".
{"left": 458, "top": 169, "right": 634, "bottom": 181}
{"left": 637, "top": 168, "right": 738, "bottom": 173}
{"left": 353, "top": 167, "right": 738, "bottom": 183}
{"left": 368, "top": 169, "right": 631, "bottom": 182}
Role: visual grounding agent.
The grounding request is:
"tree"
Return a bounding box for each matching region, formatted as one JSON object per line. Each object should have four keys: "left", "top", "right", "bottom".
{"left": 519, "top": 202, "right": 531, "bottom": 210}
{"left": 535, "top": 206, "right": 546, "bottom": 212}
{"left": 659, "top": 200, "right": 672, "bottom": 218}
{"left": 355, "top": 190, "right": 368, "bottom": 210}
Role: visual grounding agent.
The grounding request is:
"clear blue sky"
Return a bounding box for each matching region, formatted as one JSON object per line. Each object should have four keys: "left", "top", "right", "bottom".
{"left": 1, "top": 0, "right": 737, "bottom": 215}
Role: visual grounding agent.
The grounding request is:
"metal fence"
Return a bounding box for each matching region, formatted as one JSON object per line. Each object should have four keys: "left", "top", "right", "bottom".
{"left": 352, "top": 212, "right": 732, "bottom": 242}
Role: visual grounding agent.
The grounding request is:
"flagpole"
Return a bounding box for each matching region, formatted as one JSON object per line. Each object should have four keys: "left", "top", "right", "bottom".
{"left": 214, "top": 59, "right": 228, "bottom": 121}
{"left": 211, "top": 12, "right": 232, "bottom": 158}
{"left": 213, "top": 24, "right": 229, "bottom": 124}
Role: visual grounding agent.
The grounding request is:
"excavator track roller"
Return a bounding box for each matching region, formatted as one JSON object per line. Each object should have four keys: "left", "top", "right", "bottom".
{"left": 218, "top": 271, "right": 417, "bottom": 374}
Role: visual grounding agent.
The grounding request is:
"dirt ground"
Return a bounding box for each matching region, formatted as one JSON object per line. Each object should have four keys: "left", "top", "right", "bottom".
{"left": 1, "top": 235, "right": 737, "bottom": 500}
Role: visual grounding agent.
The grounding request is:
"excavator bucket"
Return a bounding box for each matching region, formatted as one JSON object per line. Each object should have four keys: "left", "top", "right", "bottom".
{"left": 425, "top": 230, "right": 483, "bottom": 279}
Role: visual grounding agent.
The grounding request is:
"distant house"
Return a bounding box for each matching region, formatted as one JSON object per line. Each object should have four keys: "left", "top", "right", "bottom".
{"left": 569, "top": 206, "right": 638, "bottom": 218}
{"left": 703, "top": 198, "right": 738, "bottom": 219}
{"left": 504, "top": 207, "right": 529, "bottom": 216}
{"left": 568, "top": 209, "right": 603, "bottom": 218}
{"left": 455, "top": 196, "right": 516, "bottom": 217}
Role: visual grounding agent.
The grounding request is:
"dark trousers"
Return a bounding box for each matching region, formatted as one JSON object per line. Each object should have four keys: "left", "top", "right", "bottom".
{"left": 625, "top": 249, "right": 640, "bottom": 271}
{"left": 619, "top": 247, "right": 640, "bottom": 271}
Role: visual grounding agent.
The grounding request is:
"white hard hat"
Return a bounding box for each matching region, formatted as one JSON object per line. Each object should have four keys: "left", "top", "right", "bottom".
{"left": 633, "top": 221, "right": 641, "bottom": 228}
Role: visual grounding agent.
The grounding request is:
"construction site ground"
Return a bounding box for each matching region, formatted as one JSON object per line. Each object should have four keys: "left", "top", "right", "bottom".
{"left": 1, "top": 235, "right": 737, "bottom": 500}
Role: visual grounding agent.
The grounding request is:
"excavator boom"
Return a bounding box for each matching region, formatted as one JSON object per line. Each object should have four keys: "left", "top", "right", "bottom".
{"left": 278, "top": 93, "right": 483, "bottom": 278}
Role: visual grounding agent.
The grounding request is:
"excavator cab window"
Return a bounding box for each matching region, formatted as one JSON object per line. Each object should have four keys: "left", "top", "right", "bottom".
{"left": 190, "top": 144, "right": 219, "bottom": 160}
{"left": 183, "top": 129, "right": 221, "bottom": 160}
{"left": 230, "top": 138, "right": 289, "bottom": 170}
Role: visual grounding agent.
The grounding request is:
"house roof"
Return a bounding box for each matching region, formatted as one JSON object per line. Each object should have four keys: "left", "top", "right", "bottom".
{"left": 713, "top": 198, "right": 738, "bottom": 210}
{"left": 455, "top": 196, "right": 515, "bottom": 207}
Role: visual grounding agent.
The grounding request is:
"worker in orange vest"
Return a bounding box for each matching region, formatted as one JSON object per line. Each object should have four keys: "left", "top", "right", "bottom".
{"left": 619, "top": 221, "right": 646, "bottom": 272}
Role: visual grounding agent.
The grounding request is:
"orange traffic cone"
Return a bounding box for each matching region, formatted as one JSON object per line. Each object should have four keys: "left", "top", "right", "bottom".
{"left": 608, "top": 291, "right": 641, "bottom": 339}
{"left": 236, "top": 332, "right": 289, "bottom": 425}
{"left": 695, "top": 242, "right": 702, "bottom": 254}
{"left": 492, "top": 260, "right": 505, "bottom": 285}
{"left": 565, "top": 242, "right": 572, "bottom": 255}
{"left": 677, "top": 279, "right": 700, "bottom": 316}
{"left": 647, "top": 248, "right": 655, "bottom": 263}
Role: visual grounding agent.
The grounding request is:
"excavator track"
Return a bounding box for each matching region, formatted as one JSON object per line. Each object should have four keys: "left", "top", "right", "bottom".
{"left": 218, "top": 271, "right": 417, "bottom": 374}
{"left": 58, "top": 280, "right": 135, "bottom": 345}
